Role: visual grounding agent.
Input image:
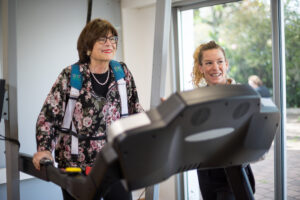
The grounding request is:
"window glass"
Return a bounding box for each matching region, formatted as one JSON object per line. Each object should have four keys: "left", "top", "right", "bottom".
{"left": 178, "top": 1, "right": 274, "bottom": 199}
{"left": 284, "top": 0, "right": 300, "bottom": 199}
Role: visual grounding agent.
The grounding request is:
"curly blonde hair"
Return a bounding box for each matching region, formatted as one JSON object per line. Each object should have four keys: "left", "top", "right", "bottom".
{"left": 192, "top": 41, "right": 227, "bottom": 87}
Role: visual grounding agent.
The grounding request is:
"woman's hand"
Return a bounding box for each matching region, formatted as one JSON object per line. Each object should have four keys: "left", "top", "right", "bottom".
{"left": 32, "top": 150, "right": 54, "bottom": 170}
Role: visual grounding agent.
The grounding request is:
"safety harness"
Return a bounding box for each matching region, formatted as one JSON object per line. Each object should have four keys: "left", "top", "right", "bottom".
{"left": 60, "top": 60, "right": 128, "bottom": 156}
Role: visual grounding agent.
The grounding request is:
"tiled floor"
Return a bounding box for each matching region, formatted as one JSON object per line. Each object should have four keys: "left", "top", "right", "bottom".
{"left": 251, "top": 109, "right": 300, "bottom": 200}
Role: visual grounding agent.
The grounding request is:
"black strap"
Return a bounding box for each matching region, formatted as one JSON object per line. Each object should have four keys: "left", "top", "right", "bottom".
{"left": 58, "top": 128, "right": 106, "bottom": 141}
{"left": 68, "top": 96, "right": 78, "bottom": 100}
{"left": 121, "top": 113, "right": 129, "bottom": 117}
{"left": 0, "top": 134, "right": 21, "bottom": 148}
{"left": 245, "top": 164, "right": 255, "bottom": 194}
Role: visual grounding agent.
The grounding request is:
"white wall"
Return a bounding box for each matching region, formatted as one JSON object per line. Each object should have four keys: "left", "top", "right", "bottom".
{"left": 1, "top": 0, "right": 123, "bottom": 199}
{"left": 121, "top": 1, "right": 176, "bottom": 199}
{"left": 121, "top": 0, "right": 174, "bottom": 110}
{"left": 1, "top": 0, "right": 177, "bottom": 198}
{"left": 17, "top": 0, "right": 123, "bottom": 155}
{"left": 122, "top": 5, "right": 155, "bottom": 110}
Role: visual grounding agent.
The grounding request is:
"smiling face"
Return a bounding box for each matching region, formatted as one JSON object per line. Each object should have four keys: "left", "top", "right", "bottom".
{"left": 199, "top": 48, "right": 229, "bottom": 85}
{"left": 77, "top": 19, "right": 118, "bottom": 64}
{"left": 89, "top": 32, "right": 117, "bottom": 63}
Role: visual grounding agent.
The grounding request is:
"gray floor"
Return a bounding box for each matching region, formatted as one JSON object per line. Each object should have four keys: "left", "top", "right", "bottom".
{"left": 251, "top": 108, "right": 300, "bottom": 200}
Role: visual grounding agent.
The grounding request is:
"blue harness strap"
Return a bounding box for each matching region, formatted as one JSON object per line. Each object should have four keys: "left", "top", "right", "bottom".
{"left": 66, "top": 60, "right": 127, "bottom": 145}
{"left": 109, "top": 60, "right": 128, "bottom": 117}
{"left": 109, "top": 60, "right": 125, "bottom": 81}
{"left": 71, "top": 60, "right": 124, "bottom": 87}
{"left": 70, "top": 64, "right": 83, "bottom": 90}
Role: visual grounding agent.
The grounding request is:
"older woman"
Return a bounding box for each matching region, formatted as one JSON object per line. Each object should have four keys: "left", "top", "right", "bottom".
{"left": 32, "top": 18, "right": 142, "bottom": 200}
{"left": 192, "top": 41, "right": 254, "bottom": 200}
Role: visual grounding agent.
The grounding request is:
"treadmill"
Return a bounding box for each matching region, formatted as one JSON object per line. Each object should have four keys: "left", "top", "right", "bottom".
{"left": 19, "top": 84, "right": 280, "bottom": 200}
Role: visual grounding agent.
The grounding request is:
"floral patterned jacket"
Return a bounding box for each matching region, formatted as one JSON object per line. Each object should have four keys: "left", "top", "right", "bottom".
{"left": 36, "top": 62, "right": 143, "bottom": 169}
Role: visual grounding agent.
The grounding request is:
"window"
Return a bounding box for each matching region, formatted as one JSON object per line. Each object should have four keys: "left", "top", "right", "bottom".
{"left": 284, "top": 0, "right": 300, "bottom": 199}
{"left": 177, "top": 1, "right": 275, "bottom": 199}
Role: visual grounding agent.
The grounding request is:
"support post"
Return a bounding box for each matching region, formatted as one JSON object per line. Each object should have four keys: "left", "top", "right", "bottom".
{"left": 147, "top": 0, "right": 172, "bottom": 199}
{"left": 271, "top": 0, "right": 287, "bottom": 199}
{"left": 150, "top": 0, "right": 172, "bottom": 108}
{"left": 2, "top": 0, "right": 20, "bottom": 199}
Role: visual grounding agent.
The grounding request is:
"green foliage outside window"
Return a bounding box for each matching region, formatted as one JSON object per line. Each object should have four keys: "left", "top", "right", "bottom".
{"left": 193, "top": 0, "right": 300, "bottom": 107}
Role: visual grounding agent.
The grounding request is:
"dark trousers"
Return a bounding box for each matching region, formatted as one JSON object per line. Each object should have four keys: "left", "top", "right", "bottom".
{"left": 197, "top": 165, "right": 255, "bottom": 200}
{"left": 62, "top": 181, "right": 132, "bottom": 200}
{"left": 197, "top": 168, "right": 235, "bottom": 200}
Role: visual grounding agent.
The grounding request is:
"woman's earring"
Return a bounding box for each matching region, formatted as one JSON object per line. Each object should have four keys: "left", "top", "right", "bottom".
{"left": 87, "top": 50, "right": 91, "bottom": 56}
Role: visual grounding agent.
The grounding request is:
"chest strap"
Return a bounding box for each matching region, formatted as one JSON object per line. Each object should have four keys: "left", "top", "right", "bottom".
{"left": 61, "top": 64, "right": 82, "bottom": 155}
{"left": 59, "top": 128, "right": 106, "bottom": 141}
{"left": 110, "top": 60, "right": 129, "bottom": 117}
{"left": 61, "top": 61, "right": 128, "bottom": 156}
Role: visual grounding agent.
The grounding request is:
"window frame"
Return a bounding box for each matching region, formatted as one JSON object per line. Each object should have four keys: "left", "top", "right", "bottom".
{"left": 171, "top": 0, "right": 287, "bottom": 199}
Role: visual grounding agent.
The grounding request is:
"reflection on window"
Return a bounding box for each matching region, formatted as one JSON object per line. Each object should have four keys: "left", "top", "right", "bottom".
{"left": 284, "top": 1, "right": 300, "bottom": 200}
{"left": 179, "top": 0, "right": 272, "bottom": 93}
{"left": 284, "top": 0, "right": 300, "bottom": 107}
{"left": 178, "top": 1, "right": 273, "bottom": 200}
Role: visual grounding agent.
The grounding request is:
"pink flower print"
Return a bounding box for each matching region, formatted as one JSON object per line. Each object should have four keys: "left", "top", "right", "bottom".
{"left": 127, "top": 72, "right": 132, "bottom": 80}
{"left": 78, "top": 152, "right": 85, "bottom": 162}
{"left": 65, "top": 144, "right": 70, "bottom": 151}
{"left": 37, "top": 114, "right": 46, "bottom": 126}
{"left": 64, "top": 149, "right": 71, "bottom": 159}
{"left": 53, "top": 106, "right": 59, "bottom": 115}
{"left": 63, "top": 135, "right": 69, "bottom": 142}
{"left": 77, "top": 120, "right": 83, "bottom": 130}
{"left": 102, "top": 104, "right": 109, "bottom": 114}
{"left": 74, "top": 111, "right": 83, "bottom": 122}
{"left": 54, "top": 91, "right": 61, "bottom": 103}
{"left": 63, "top": 135, "right": 70, "bottom": 145}
{"left": 47, "top": 97, "right": 56, "bottom": 108}
{"left": 90, "top": 140, "right": 100, "bottom": 151}
{"left": 87, "top": 81, "right": 91, "bottom": 88}
{"left": 112, "top": 114, "right": 119, "bottom": 121}
{"left": 136, "top": 103, "right": 144, "bottom": 112}
{"left": 89, "top": 109, "right": 94, "bottom": 115}
{"left": 62, "top": 79, "right": 68, "bottom": 90}
{"left": 54, "top": 75, "right": 61, "bottom": 85}
{"left": 37, "top": 146, "right": 46, "bottom": 152}
{"left": 64, "top": 152, "right": 71, "bottom": 160}
{"left": 97, "top": 131, "right": 105, "bottom": 137}
{"left": 85, "top": 92, "right": 91, "bottom": 101}
{"left": 41, "top": 122, "right": 51, "bottom": 133}
{"left": 75, "top": 102, "right": 82, "bottom": 110}
{"left": 36, "top": 135, "right": 43, "bottom": 141}
{"left": 106, "top": 116, "right": 112, "bottom": 124}
{"left": 46, "top": 95, "right": 51, "bottom": 105}
{"left": 83, "top": 117, "right": 92, "bottom": 128}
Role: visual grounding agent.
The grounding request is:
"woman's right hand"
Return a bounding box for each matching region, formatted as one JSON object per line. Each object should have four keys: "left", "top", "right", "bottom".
{"left": 32, "top": 151, "right": 54, "bottom": 170}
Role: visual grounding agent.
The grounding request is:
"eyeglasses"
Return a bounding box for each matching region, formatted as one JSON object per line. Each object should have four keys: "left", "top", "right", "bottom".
{"left": 97, "top": 36, "right": 118, "bottom": 44}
